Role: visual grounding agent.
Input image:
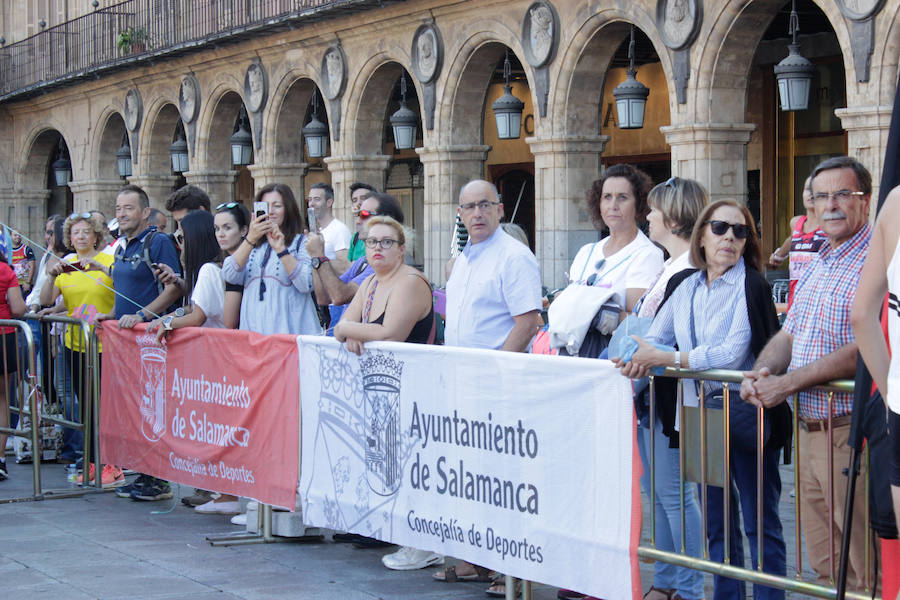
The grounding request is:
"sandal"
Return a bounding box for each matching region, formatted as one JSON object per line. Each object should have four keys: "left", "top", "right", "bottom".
{"left": 486, "top": 577, "right": 522, "bottom": 597}
{"left": 433, "top": 563, "right": 495, "bottom": 582}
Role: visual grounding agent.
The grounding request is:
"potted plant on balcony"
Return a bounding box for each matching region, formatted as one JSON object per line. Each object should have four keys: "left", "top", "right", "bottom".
{"left": 116, "top": 27, "right": 148, "bottom": 55}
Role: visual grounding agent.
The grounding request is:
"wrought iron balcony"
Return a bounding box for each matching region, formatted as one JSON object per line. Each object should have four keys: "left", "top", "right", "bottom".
{"left": 0, "top": 0, "right": 396, "bottom": 102}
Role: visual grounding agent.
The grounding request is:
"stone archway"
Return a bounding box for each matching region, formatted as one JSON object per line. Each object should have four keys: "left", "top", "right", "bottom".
{"left": 192, "top": 90, "right": 251, "bottom": 205}
{"left": 17, "top": 129, "right": 71, "bottom": 238}
{"left": 132, "top": 101, "right": 181, "bottom": 210}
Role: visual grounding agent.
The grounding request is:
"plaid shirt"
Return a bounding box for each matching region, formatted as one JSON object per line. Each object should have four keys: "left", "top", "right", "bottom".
{"left": 783, "top": 224, "right": 871, "bottom": 419}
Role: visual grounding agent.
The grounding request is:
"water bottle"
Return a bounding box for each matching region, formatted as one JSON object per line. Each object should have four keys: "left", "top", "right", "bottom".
{"left": 66, "top": 464, "right": 78, "bottom": 487}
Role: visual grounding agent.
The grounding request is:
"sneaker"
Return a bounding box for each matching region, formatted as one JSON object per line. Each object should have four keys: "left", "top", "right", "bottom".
{"left": 77, "top": 464, "right": 125, "bottom": 488}
{"left": 382, "top": 546, "right": 444, "bottom": 570}
{"left": 195, "top": 499, "right": 241, "bottom": 515}
{"left": 231, "top": 513, "right": 247, "bottom": 526}
{"left": 130, "top": 478, "right": 173, "bottom": 501}
{"left": 115, "top": 474, "right": 148, "bottom": 498}
{"left": 181, "top": 488, "right": 214, "bottom": 507}
{"left": 0, "top": 459, "right": 7, "bottom": 480}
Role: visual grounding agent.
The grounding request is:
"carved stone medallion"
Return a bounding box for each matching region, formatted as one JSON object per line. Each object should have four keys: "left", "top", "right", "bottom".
{"left": 244, "top": 61, "right": 268, "bottom": 113}
{"left": 657, "top": 0, "right": 702, "bottom": 51}
{"left": 411, "top": 24, "right": 442, "bottom": 83}
{"left": 321, "top": 45, "right": 347, "bottom": 100}
{"left": 179, "top": 74, "right": 200, "bottom": 124}
{"left": 124, "top": 88, "right": 142, "bottom": 132}
{"left": 522, "top": 1, "right": 558, "bottom": 67}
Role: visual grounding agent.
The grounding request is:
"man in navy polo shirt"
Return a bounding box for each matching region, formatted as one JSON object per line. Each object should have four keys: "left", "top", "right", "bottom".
{"left": 107, "top": 184, "right": 183, "bottom": 502}
{"left": 112, "top": 184, "right": 182, "bottom": 328}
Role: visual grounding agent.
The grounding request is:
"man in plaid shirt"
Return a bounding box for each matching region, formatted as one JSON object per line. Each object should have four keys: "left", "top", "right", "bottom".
{"left": 741, "top": 156, "right": 875, "bottom": 592}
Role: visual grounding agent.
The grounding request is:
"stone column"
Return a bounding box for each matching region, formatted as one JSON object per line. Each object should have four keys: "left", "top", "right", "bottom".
{"left": 415, "top": 145, "right": 491, "bottom": 284}
{"left": 323, "top": 154, "right": 392, "bottom": 223}
{"left": 835, "top": 106, "right": 892, "bottom": 205}
{"left": 184, "top": 171, "right": 237, "bottom": 207}
{"left": 67, "top": 179, "right": 125, "bottom": 219}
{"left": 127, "top": 175, "right": 179, "bottom": 211}
{"left": 247, "top": 163, "right": 309, "bottom": 199}
{"left": 661, "top": 123, "right": 756, "bottom": 203}
{"left": 527, "top": 135, "right": 609, "bottom": 288}
{"left": 0, "top": 188, "right": 49, "bottom": 244}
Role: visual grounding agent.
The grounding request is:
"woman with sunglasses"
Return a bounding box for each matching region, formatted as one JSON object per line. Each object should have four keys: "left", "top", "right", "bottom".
{"left": 554, "top": 164, "right": 662, "bottom": 357}
{"left": 616, "top": 199, "right": 790, "bottom": 600}
{"left": 223, "top": 183, "right": 319, "bottom": 335}
{"left": 40, "top": 212, "right": 121, "bottom": 487}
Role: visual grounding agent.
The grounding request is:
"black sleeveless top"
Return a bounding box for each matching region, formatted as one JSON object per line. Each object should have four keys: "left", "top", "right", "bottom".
{"left": 370, "top": 305, "right": 435, "bottom": 344}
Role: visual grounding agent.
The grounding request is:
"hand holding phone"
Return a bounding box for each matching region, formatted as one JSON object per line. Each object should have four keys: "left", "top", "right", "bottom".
{"left": 253, "top": 201, "right": 269, "bottom": 219}
{"left": 307, "top": 207, "right": 318, "bottom": 233}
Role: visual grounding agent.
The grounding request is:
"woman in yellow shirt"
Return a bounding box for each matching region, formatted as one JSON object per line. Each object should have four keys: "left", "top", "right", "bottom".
{"left": 40, "top": 212, "right": 118, "bottom": 486}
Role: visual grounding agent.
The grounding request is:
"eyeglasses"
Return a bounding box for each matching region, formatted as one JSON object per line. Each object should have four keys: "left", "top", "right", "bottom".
{"left": 363, "top": 237, "right": 399, "bottom": 249}
{"left": 216, "top": 202, "right": 239, "bottom": 211}
{"left": 811, "top": 190, "right": 866, "bottom": 204}
{"left": 706, "top": 220, "right": 751, "bottom": 240}
{"left": 356, "top": 209, "right": 379, "bottom": 219}
{"left": 69, "top": 212, "right": 92, "bottom": 220}
{"left": 459, "top": 200, "right": 501, "bottom": 213}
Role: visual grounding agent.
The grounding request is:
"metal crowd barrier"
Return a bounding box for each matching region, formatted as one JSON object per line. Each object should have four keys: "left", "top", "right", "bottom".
{"left": 0, "top": 314, "right": 102, "bottom": 502}
{"left": 637, "top": 367, "right": 879, "bottom": 600}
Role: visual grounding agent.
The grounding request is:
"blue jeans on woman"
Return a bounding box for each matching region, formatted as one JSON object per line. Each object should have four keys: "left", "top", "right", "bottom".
{"left": 637, "top": 419, "right": 705, "bottom": 599}
{"left": 703, "top": 436, "right": 786, "bottom": 599}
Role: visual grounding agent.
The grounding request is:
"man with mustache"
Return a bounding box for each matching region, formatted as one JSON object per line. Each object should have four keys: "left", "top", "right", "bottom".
{"left": 741, "top": 156, "right": 875, "bottom": 593}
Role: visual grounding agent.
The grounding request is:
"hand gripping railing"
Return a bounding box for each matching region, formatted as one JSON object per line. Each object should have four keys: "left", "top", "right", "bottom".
{"left": 637, "top": 367, "right": 877, "bottom": 600}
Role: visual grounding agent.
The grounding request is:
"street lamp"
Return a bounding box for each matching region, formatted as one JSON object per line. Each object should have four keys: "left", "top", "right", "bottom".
{"left": 230, "top": 106, "right": 253, "bottom": 166}
{"left": 302, "top": 91, "right": 329, "bottom": 158}
{"left": 389, "top": 72, "right": 417, "bottom": 150}
{"left": 169, "top": 123, "right": 189, "bottom": 173}
{"left": 774, "top": 0, "right": 816, "bottom": 111}
{"left": 51, "top": 139, "right": 71, "bottom": 186}
{"left": 116, "top": 132, "right": 132, "bottom": 178}
{"left": 491, "top": 50, "right": 525, "bottom": 140}
{"left": 613, "top": 26, "right": 650, "bottom": 129}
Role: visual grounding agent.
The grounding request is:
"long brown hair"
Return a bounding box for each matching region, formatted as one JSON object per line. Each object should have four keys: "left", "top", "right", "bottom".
{"left": 254, "top": 183, "right": 304, "bottom": 243}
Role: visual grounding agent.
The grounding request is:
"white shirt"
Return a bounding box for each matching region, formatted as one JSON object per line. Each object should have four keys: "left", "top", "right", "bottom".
{"left": 191, "top": 263, "right": 226, "bottom": 329}
{"left": 568, "top": 231, "right": 663, "bottom": 309}
{"left": 26, "top": 251, "right": 51, "bottom": 308}
{"left": 320, "top": 218, "right": 351, "bottom": 260}
{"left": 445, "top": 227, "right": 542, "bottom": 349}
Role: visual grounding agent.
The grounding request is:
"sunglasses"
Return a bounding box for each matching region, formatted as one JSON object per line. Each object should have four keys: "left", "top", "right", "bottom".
{"left": 216, "top": 202, "right": 240, "bottom": 211}
{"left": 69, "top": 212, "right": 92, "bottom": 220}
{"left": 357, "top": 209, "right": 379, "bottom": 219}
{"left": 706, "top": 220, "right": 751, "bottom": 240}
{"left": 585, "top": 259, "right": 607, "bottom": 286}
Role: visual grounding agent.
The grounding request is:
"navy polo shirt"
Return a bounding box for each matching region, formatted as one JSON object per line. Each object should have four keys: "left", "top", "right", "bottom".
{"left": 112, "top": 226, "right": 181, "bottom": 318}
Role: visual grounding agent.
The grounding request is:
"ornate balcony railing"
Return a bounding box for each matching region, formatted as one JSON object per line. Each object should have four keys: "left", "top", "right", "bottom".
{"left": 0, "top": 0, "right": 394, "bottom": 102}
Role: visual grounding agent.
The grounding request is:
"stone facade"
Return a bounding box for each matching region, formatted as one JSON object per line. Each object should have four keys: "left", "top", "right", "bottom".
{"left": 0, "top": 0, "right": 898, "bottom": 286}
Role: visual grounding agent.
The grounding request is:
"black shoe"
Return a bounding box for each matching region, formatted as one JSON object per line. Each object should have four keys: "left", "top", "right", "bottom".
{"left": 115, "top": 473, "right": 148, "bottom": 498}
{"left": 352, "top": 536, "right": 393, "bottom": 549}
{"left": 130, "top": 477, "right": 173, "bottom": 501}
{"left": 0, "top": 459, "right": 7, "bottom": 480}
{"left": 333, "top": 533, "right": 367, "bottom": 544}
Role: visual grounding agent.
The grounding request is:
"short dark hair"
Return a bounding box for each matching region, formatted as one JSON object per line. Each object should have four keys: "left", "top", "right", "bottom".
{"left": 310, "top": 182, "right": 334, "bottom": 200}
{"left": 350, "top": 182, "right": 376, "bottom": 195}
{"left": 118, "top": 184, "right": 150, "bottom": 209}
{"left": 165, "top": 185, "right": 211, "bottom": 212}
{"left": 586, "top": 164, "right": 652, "bottom": 228}
{"left": 148, "top": 208, "right": 163, "bottom": 222}
{"left": 689, "top": 199, "right": 762, "bottom": 272}
{"left": 368, "top": 192, "right": 404, "bottom": 224}
{"left": 255, "top": 183, "right": 304, "bottom": 242}
{"left": 810, "top": 156, "right": 872, "bottom": 196}
{"left": 180, "top": 210, "right": 221, "bottom": 299}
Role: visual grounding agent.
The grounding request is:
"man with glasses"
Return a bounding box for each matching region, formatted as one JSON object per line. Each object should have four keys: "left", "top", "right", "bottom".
{"left": 308, "top": 192, "right": 405, "bottom": 329}
{"left": 348, "top": 182, "right": 377, "bottom": 261}
{"left": 741, "top": 156, "right": 876, "bottom": 593}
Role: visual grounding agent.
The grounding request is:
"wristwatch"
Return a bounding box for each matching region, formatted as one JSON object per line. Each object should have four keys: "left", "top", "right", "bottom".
{"left": 311, "top": 256, "right": 330, "bottom": 270}
{"left": 162, "top": 315, "right": 175, "bottom": 331}
{"left": 137, "top": 310, "right": 149, "bottom": 322}
{"left": 174, "top": 307, "right": 186, "bottom": 317}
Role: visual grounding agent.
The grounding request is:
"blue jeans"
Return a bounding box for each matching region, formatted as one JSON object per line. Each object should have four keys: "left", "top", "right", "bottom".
{"left": 638, "top": 419, "right": 705, "bottom": 599}
{"left": 56, "top": 348, "right": 82, "bottom": 460}
{"left": 704, "top": 439, "right": 786, "bottom": 599}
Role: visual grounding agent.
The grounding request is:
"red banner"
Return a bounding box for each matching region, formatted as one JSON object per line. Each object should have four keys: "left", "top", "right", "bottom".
{"left": 100, "top": 324, "right": 299, "bottom": 509}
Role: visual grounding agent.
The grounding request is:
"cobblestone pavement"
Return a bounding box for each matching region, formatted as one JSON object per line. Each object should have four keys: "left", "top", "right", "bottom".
{"left": 0, "top": 458, "right": 833, "bottom": 599}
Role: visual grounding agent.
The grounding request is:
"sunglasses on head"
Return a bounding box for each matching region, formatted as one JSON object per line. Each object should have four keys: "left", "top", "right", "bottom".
{"left": 357, "top": 209, "right": 379, "bottom": 219}
{"left": 706, "top": 220, "right": 750, "bottom": 240}
{"left": 216, "top": 202, "right": 240, "bottom": 212}
{"left": 69, "top": 212, "right": 92, "bottom": 220}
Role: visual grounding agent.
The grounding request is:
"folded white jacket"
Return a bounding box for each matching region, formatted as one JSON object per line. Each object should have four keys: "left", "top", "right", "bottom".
{"left": 547, "top": 284, "right": 621, "bottom": 355}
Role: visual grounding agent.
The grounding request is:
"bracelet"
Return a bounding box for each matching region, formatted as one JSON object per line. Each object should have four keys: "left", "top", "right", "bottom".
{"left": 673, "top": 352, "right": 681, "bottom": 369}
{"left": 276, "top": 248, "right": 290, "bottom": 258}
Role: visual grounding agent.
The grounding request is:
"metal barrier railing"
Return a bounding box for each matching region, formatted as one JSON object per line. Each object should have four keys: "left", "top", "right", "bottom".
{"left": 0, "top": 319, "right": 41, "bottom": 500}
{"left": 637, "top": 367, "right": 879, "bottom": 600}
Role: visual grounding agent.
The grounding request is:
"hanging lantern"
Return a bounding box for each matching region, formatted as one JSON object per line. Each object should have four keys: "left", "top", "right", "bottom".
{"left": 613, "top": 26, "right": 650, "bottom": 129}
{"left": 169, "top": 125, "right": 189, "bottom": 173}
{"left": 774, "top": 0, "right": 815, "bottom": 111}
{"left": 51, "top": 139, "right": 71, "bottom": 186}
{"left": 230, "top": 106, "right": 253, "bottom": 166}
{"left": 302, "top": 91, "right": 329, "bottom": 158}
{"left": 116, "top": 132, "right": 133, "bottom": 178}
{"left": 389, "top": 72, "right": 417, "bottom": 150}
{"left": 491, "top": 50, "right": 525, "bottom": 139}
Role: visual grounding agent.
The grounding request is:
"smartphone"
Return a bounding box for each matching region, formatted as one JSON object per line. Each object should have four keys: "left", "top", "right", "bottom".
{"left": 253, "top": 201, "right": 268, "bottom": 219}
{"left": 307, "top": 207, "right": 318, "bottom": 233}
{"left": 59, "top": 263, "right": 79, "bottom": 274}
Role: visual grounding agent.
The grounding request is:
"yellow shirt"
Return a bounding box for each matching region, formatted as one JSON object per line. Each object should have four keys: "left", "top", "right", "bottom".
{"left": 55, "top": 252, "right": 115, "bottom": 352}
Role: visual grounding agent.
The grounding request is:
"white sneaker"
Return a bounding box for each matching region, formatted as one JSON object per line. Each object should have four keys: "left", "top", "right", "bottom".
{"left": 230, "top": 513, "right": 247, "bottom": 526}
{"left": 195, "top": 500, "right": 241, "bottom": 515}
{"left": 381, "top": 546, "right": 444, "bottom": 570}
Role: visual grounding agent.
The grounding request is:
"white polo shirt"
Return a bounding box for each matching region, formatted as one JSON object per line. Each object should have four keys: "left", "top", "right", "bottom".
{"left": 445, "top": 227, "right": 542, "bottom": 349}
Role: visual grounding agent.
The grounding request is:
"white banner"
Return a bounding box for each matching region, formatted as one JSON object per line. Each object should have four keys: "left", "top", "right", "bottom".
{"left": 297, "top": 337, "right": 640, "bottom": 599}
